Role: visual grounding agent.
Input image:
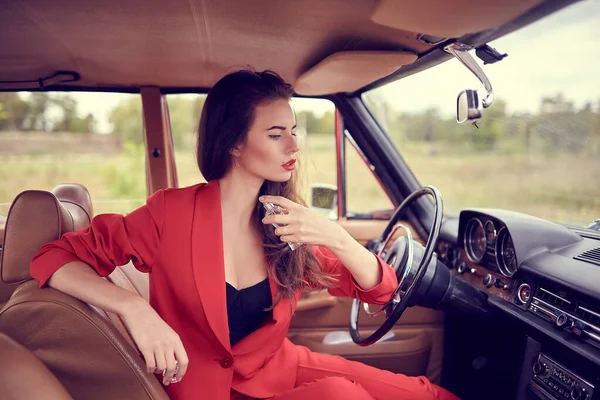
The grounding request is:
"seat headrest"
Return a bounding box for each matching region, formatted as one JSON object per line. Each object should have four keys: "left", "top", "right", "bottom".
{"left": 52, "top": 184, "right": 94, "bottom": 222}
{"left": 1, "top": 184, "right": 92, "bottom": 284}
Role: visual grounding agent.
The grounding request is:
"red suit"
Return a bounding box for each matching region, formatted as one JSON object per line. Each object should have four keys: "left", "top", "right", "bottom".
{"left": 31, "top": 180, "right": 458, "bottom": 400}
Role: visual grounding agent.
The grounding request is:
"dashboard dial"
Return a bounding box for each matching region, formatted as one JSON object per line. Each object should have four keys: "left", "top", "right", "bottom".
{"left": 485, "top": 220, "right": 497, "bottom": 243}
{"left": 496, "top": 227, "right": 518, "bottom": 277}
{"left": 464, "top": 218, "right": 487, "bottom": 263}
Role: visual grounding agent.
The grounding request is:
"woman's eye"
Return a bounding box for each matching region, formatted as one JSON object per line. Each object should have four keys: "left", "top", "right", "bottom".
{"left": 269, "top": 135, "right": 281, "bottom": 140}
{"left": 291, "top": 132, "right": 297, "bottom": 137}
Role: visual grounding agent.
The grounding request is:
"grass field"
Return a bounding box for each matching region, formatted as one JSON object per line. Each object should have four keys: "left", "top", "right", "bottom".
{"left": 1, "top": 134, "right": 599, "bottom": 228}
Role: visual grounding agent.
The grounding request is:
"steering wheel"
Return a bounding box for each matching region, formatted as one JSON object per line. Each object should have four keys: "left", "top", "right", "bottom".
{"left": 350, "top": 186, "right": 443, "bottom": 346}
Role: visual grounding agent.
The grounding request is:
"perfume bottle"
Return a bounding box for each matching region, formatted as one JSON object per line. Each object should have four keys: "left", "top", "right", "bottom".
{"left": 263, "top": 202, "right": 304, "bottom": 251}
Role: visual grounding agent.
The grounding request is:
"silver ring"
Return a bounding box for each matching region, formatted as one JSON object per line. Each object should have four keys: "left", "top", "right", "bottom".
{"left": 162, "top": 360, "right": 179, "bottom": 380}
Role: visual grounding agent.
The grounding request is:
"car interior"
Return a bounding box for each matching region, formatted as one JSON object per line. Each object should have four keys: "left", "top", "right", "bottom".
{"left": 1, "top": 0, "right": 599, "bottom": 399}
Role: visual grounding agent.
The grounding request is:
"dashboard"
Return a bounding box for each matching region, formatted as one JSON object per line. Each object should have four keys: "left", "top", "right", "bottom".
{"left": 436, "top": 209, "right": 600, "bottom": 400}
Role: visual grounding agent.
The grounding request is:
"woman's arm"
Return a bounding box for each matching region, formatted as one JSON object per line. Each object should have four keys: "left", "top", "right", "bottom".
{"left": 46, "top": 260, "right": 145, "bottom": 316}
{"left": 29, "top": 190, "right": 189, "bottom": 385}
{"left": 322, "top": 225, "right": 382, "bottom": 290}
{"left": 46, "top": 261, "right": 188, "bottom": 386}
{"left": 31, "top": 190, "right": 165, "bottom": 287}
{"left": 259, "top": 195, "right": 398, "bottom": 304}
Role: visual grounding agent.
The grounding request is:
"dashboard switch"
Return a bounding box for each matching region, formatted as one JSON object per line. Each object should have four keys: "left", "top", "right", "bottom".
{"left": 532, "top": 361, "right": 547, "bottom": 376}
{"left": 571, "top": 386, "right": 588, "bottom": 400}
{"left": 483, "top": 274, "right": 494, "bottom": 288}
{"left": 494, "top": 278, "right": 509, "bottom": 290}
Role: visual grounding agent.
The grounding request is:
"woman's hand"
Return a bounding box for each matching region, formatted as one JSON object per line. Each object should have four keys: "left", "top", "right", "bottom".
{"left": 259, "top": 195, "right": 347, "bottom": 249}
{"left": 260, "top": 195, "right": 384, "bottom": 290}
{"left": 120, "top": 297, "right": 189, "bottom": 386}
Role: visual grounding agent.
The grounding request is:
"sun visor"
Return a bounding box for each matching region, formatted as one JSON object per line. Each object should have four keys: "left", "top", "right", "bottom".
{"left": 295, "top": 51, "right": 417, "bottom": 96}
{"left": 371, "top": 0, "right": 543, "bottom": 38}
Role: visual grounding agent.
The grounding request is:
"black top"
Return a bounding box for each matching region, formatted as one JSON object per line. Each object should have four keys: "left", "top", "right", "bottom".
{"left": 226, "top": 278, "right": 273, "bottom": 346}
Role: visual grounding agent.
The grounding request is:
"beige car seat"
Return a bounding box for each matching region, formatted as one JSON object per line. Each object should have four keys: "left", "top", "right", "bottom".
{"left": 0, "top": 184, "right": 166, "bottom": 400}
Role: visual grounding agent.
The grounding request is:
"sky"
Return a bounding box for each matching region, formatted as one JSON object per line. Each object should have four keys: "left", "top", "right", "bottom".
{"left": 31, "top": 0, "right": 600, "bottom": 132}
{"left": 374, "top": 0, "right": 600, "bottom": 117}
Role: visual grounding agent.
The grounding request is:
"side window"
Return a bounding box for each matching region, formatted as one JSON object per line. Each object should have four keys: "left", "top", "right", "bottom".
{"left": 0, "top": 92, "right": 145, "bottom": 216}
{"left": 295, "top": 98, "right": 337, "bottom": 217}
{"left": 165, "top": 94, "right": 206, "bottom": 187}
{"left": 345, "top": 136, "right": 394, "bottom": 216}
{"left": 166, "top": 95, "right": 339, "bottom": 217}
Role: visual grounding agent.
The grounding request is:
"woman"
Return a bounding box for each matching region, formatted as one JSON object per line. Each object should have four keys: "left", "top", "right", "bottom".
{"left": 30, "top": 70, "right": 458, "bottom": 400}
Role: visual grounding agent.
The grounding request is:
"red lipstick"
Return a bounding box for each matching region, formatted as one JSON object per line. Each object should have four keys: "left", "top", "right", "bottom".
{"left": 282, "top": 159, "right": 296, "bottom": 171}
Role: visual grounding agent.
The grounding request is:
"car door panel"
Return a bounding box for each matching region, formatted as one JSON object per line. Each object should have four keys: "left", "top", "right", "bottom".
{"left": 289, "top": 217, "right": 444, "bottom": 383}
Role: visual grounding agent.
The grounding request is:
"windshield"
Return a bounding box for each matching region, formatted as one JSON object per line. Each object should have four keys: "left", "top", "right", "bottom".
{"left": 363, "top": 0, "right": 600, "bottom": 229}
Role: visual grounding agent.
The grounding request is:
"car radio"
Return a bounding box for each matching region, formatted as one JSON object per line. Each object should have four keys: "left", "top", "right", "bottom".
{"left": 530, "top": 353, "right": 594, "bottom": 400}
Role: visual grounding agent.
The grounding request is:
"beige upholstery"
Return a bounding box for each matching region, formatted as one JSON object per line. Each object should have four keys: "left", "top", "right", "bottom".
{"left": 371, "top": 0, "right": 543, "bottom": 38}
{"left": 295, "top": 51, "right": 417, "bottom": 95}
{"left": 0, "top": 0, "right": 543, "bottom": 92}
{"left": 0, "top": 333, "right": 74, "bottom": 400}
{"left": 0, "top": 184, "right": 92, "bottom": 306}
{"left": 0, "top": 280, "right": 169, "bottom": 400}
{"left": 0, "top": 184, "right": 164, "bottom": 399}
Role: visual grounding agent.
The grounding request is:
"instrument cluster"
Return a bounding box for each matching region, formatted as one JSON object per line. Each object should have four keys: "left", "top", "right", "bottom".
{"left": 462, "top": 216, "right": 518, "bottom": 278}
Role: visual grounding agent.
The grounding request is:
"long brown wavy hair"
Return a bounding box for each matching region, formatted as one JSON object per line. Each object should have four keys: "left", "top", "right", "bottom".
{"left": 196, "top": 69, "right": 338, "bottom": 307}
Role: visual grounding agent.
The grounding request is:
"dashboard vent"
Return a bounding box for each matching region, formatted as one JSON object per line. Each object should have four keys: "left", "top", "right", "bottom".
{"left": 575, "top": 305, "right": 600, "bottom": 327}
{"left": 537, "top": 287, "right": 573, "bottom": 311}
{"left": 575, "top": 248, "right": 600, "bottom": 266}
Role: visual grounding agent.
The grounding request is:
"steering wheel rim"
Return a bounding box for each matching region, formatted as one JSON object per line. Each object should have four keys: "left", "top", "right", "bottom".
{"left": 350, "top": 186, "right": 443, "bottom": 346}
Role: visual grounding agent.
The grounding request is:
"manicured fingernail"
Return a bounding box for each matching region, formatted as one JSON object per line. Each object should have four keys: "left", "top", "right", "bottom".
{"left": 259, "top": 196, "right": 265, "bottom": 201}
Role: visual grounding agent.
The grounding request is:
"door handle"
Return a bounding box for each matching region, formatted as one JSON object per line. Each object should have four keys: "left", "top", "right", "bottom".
{"left": 296, "top": 291, "right": 337, "bottom": 312}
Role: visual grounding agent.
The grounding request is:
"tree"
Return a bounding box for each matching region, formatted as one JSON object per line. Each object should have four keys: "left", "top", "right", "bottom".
{"left": 466, "top": 99, "right": 507, "bottom": 151}
{"left": 108, "top": 95, "right": 206, "bottom": 146}
{"left": 168, "top": 96, "right": 203, "bottom": 149}
{"left": 540, "top": 93, "right": 574, "bottom": 114}
{"left": 52, "top": 94, "right": 79, "bottom": 132}
{"left": 109, "top": 98, "right": 144, "bottom": 144}
{"left": 296, "top": 110, "right": 334, "bottom": 134}
{"left": 0, "top": 92, "right": 30, "bottom": 131}
{"left": 24, "top": 92, "right": 51, "bottom": 131}
{"left": 69, "top": 113, "right": 96, "bottom": 134}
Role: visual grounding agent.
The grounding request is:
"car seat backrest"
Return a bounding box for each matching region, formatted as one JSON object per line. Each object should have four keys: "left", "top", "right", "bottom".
{"left": 0, "top": 185, "right": 169, "bottom": 400}
{"left": 0, "top": 332, "right": 74, "bottom": 400}
{"left": 0, "top": 184, "right": 93, "bottom": 306}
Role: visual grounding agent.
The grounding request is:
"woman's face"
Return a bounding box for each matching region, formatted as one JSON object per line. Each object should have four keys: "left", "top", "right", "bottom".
{"left": 232, "top": 98, "right": 299, "bottom": 182}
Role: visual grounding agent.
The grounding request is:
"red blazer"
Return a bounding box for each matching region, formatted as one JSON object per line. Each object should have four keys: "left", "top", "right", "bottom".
{"left": 31, "top": 180, "right": 398, "bottom": 400}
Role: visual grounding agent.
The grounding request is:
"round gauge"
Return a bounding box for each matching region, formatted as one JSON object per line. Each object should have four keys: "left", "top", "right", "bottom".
{"left": 464, "top": 218, "right": 486, "bottom": 263}
{"left": 484, "top": 220, "right": 497, "bottom": 244}
{"left": 496, "top": 228, "right": 518, "bottom": 277}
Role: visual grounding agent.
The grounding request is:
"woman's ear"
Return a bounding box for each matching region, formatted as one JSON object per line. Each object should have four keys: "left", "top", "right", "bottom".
{"left": 230, "top": 146, "right": 241, "bottom": 157}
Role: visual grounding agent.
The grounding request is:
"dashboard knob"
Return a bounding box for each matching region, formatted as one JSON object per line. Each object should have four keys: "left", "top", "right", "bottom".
{"left": 517, "top": 283, "right": 531, "bottom": 304}
{"left": 457, "top": 262, "right": 467, "bottom": 274}
{"left": 483, "top": 274, "right": 494, "bottom": 288}
{"left": 532, "top": 362, "right": 546, "bottom": 376}
{"left": 571, "top": 386, "right": 587, "bottom": 400}
{"left": 556, "top": 313, "right": 570, "bottom": 328}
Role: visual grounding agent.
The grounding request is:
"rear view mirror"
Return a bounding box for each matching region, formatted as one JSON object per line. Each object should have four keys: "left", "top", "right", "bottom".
{"left": 457, "top": 90, "right": 482, "bottom": 124}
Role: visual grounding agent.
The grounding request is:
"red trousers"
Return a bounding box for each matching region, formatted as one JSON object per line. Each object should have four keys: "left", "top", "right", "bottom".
{"left": 232, "top": 345, "right": 459, "bottom": 400}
